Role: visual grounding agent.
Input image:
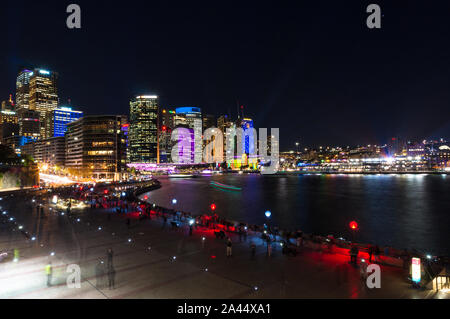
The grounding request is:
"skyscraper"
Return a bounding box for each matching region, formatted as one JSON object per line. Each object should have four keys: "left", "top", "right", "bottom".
{"left": 174, "top": 107, "right": 202, "bottom": 163}
{"left": 159, "top": 108, "right": 176, "bottom": 163}
{"left": 28, "top": 68, "right": 58, "bottom": 139}
{"left": 15, "top": 69, "right": 33, "bottom": 111}
{"left": 129, "top": 95, "right": 159, "bottom": 163}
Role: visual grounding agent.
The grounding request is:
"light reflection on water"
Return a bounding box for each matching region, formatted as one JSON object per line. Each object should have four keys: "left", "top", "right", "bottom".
{"left": 146, "top": 174, "right": 450, "bottom": 255}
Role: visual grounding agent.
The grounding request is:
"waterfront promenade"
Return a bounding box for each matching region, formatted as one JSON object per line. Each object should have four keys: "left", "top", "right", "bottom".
{"left": 0, "top": 190, "right": 447, "bottom": 299}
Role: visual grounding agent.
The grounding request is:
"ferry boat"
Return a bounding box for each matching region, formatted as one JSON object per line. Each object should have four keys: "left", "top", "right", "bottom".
{"left": 168, "top": 174, "right": 196, "bottom": 178}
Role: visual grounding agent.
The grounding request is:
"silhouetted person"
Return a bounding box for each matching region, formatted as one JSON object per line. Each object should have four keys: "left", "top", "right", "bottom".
{"left": 250, "top": 242, "right": 256, "bottom": 259}
{"left": 108, "top": 266, "right": 116, "bottom": 289}
{"left": 107, "top": 248, "right": 114, "bottom": 268}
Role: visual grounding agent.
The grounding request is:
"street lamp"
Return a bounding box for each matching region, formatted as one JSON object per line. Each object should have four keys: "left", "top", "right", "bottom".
{"left": 349, "top": 220, "right": 358, "bottom": 242}
{"left": 172, "top": 198, "right": 177, "bottom": 205}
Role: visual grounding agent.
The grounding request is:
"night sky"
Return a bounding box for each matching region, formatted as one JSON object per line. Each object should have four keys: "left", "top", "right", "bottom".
{"left": 1, "top": 1, "right": 450, "bottom": 150}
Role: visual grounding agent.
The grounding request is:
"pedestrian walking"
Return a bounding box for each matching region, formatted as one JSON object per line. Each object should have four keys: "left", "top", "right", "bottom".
{"left": 107, "top": 248, "right": 114, "bottom": 268}
{"left": 267, "top": 242, "right": 272, "bottom": 257}
{"left": 374, "top": 245, "right": 381, "bottom": 263}
{"left": 368, "top": 245, "right": 373, "bottom": 263}
{"left": 95, "top": 260, "right": 106, "bottom": 288}
{"left": 163, "top": 215, "right": 167, "bottom": 229}
{"left": 360, "top": 259, "right": 368, "bottom": 282}
{"left": 108, "top": 266, "right": 116, "bottom": 289}
{"left": 45, "top": 262, "right": 53, "bottom": 287}
{"left": 226, "top": 238, "right": 232, "bottom": 257}
{"left": 13, "top": 248, "right": 19, "bottom": 262}
{"left": 250, "top": 242, "right": 256, "bottom": 260}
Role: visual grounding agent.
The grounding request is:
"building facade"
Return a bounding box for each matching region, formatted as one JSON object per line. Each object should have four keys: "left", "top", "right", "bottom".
{"left": 129, "top": 96, "right": 159, "bottom": 163}
{"left": 46, "top": 106, "right": 83, "bottom": 137}
{"left": 174, "top": 107, "right": 202, "bottom": 163}
{"left": 66, "top": 115, "right": 128, "bottom": 180}
{"left": 28, "top": 68, "right": 59, "bottom": 139}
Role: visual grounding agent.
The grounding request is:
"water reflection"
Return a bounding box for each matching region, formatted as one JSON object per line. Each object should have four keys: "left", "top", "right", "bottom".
{"left": 146, "top": 174, "right": 450, "bottom": 255}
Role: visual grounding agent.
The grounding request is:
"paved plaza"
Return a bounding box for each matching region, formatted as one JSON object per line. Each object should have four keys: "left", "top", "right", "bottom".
{"left": 0, "top": 191, "right": 447, "bottom": 299}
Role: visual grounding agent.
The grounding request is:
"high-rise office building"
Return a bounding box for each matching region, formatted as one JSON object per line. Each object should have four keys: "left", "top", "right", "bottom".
{"left": 46, "top": 106, "right": 83, "bottom": 137}
{"left": 129, "top": 96, "right": 159, "bottom": 163}
{"left": 159, "top": 108, "right": 175, "bottom": 163}
{"left": 15, "top": 69, "right": 33, "bottom": 111}
{"left": 18, "top": 109, "right": 40, "bottom": 139}
{"left": 174, "top": 107, "right": 202, "bottom": 163}
{"left": 28, "top": 68, "right": 58, "bottom": 139}
{"left": 66, "top": 115, "right": 128, "bottom": 180}
{"left": 202, "top": 114, "right": 216, "bottom": 131}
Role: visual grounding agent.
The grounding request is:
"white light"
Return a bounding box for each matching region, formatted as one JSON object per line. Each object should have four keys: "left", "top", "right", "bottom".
{"left": 172, "top": 256, "right": 176, "bottom": 260}
{"left": 98, "top": 227, "right": 102, "bottom": 230}
{"left": 202, "top": 237, "right": 206, "bottom": 241}
{"left": 205, "top": 268, "right": 208, "bottom": 272}
{"left": 265, "top": 210, "right": 271, "bottom": 218}
{"left": 31, "top": 237, "right": 36, "bottom": 241}
{"left": 50, "top": 252, "right": 55, "bottom": 256}
{"left": 13, "top": 258, "right": 18, "bottom": 263}
{"left": 254, "top": 286, "right": 258, "bottom": 291}
{"left": 77, "top": 218, "right": 80, "bottom": 222}
{"left": 172, "top": 198, "right": 177, "bottom": 204}
{"left": 18, "top": 226, "right": 23, "bottom": 230}
{"left": 426, "top": 255, "right": 432, "bottom": 260}
{"left": 189, "top": 219, "right": 194, "bottom": 225}
{"left": 39, "top": 69, "right": 50, "bottom": 75}
{"left": 136, "top": 95, "right": 158, "bottom": 99}
{"left": 128, "top": 238, "right": 132, "bottom": 242}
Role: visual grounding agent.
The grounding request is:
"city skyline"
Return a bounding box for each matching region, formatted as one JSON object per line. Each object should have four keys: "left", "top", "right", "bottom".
{"left": 2, "top": 1, "right": 450, "bottom": 149}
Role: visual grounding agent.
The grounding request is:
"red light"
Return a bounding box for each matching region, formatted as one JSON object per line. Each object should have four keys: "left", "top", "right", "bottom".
{"left": 162, "top": 125, "right": 166, "bottom": 131}
{"left": 104, "top": 190, "right": 108, "bottom": 194}
{"left": 144, "top": 195, "right": 148, "bottom": 200}
{"left": 349, "top": 221, "right": 358, "bottom": 230}
{"left": 210, "top": 203, "right": 216, "bottom": 211}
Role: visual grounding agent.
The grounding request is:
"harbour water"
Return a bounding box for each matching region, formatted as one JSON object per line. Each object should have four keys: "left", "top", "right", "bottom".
{"left": 144, "top": 174, "right": 450, "bottom": 256}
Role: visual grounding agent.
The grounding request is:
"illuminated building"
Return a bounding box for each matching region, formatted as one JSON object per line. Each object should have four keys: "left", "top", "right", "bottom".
{"left": 129, "top": 96, "right": 159, "bottom": 163}
{"left": 218, "top": 115, "right": 234, "bottom": 160}
{"left": 159, "top": 108, "right": 175, "bottom": 163}
{"left": 46, "top": 106, "right": 83, "bottom": 137}
{"left": 21, "top": 136, "right": 66, "bottom": 168}
{"left": 66, "top": 115, "right": 128, "bottom": 180}
{"left": 15, "top": 69, "right": 33, "bottom": 111}
{"left": 226, "top": 117, "right": 257, "bottom": 170}
{"left": 28, "top": 68, "right": 59, "bottom": 139}
{"left": 174, "top": 107, "right": 202, "bottom": 163}
{"left": 1, "top": 94, "right": 15, "bottom": 111}
{"left": 202, "top": 114, "right": 216, "bottom": 131}
{"left": 3, "top": 135, "right": 36, "bottom": 155}
{"left": 18, "top": 109, "right": 40, "bottom": 139}
{"left": 0, "top": 99, "right": 19, "bottom": 143}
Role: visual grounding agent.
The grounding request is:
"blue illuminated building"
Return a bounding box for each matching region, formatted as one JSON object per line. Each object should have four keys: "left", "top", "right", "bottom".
{"left": 49, "top": 106, "right": 83, "bottom": 137}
